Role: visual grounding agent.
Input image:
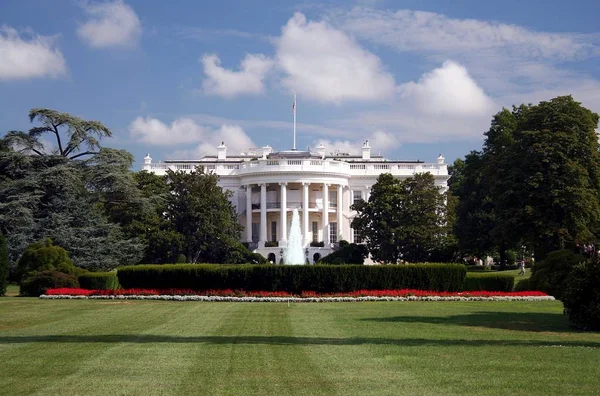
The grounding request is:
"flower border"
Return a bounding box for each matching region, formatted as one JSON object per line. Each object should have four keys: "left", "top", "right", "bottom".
{"left": 40, "top": 288, "right": 555, "bottom": 302}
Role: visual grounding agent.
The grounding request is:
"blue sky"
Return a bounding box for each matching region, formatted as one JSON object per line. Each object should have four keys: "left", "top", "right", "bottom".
{"left": 1, "top": 0, "right": 599, "bottom": 166}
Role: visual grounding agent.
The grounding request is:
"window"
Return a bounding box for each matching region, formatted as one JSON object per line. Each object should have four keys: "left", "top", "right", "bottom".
{"left": 271, "top": 221, "right": 277, "bottom": 242}
{"left": 252, "top": 223, "right": 259, "bottom": 242}
{"left": 329, "top": 191, "right": 337, "bottom": 208}
{"left": 353, "top": 226, "right": 363, "bottom": 244}
{"left": 330, "top": 222, "right": 337, "bottom": 244}
{"left": 312, "top": 221, "right": 318, "bottom": 243}
{"left": 353, "top": 190, "right": 362, "bottom": 205}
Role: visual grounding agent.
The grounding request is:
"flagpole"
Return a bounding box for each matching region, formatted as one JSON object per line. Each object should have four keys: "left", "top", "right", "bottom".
{"left": 293, "top": 93, "right": 297, "bottom": 150}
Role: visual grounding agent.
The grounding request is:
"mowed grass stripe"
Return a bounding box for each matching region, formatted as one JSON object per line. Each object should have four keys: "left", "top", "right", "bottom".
{"left": 176, "top": 303, "right": 336, "bottom": 396}
{"left": 32, "top": 302, "right": 235, "bottom": 396}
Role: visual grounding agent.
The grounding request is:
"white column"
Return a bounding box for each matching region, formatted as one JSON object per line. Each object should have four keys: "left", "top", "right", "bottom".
{"left": 302, "top": 182, "right": 309, "bottom": 247}
{"left": 259, "top": 183, "right": 267, "bottom": 247}
{"left": 323, "top": 183, "right": 330, "bottom": 245}
{"left": 246, "top": 185, "right": 252, "bottom": 242}
{"left": 337, "top": 184, "right": 343, "bottom": 241}
{"left": 279, "top": 182, "right": 287, "bottom": 246}
{"left": 365, "top": 185, "right": 371, "bottom": 201}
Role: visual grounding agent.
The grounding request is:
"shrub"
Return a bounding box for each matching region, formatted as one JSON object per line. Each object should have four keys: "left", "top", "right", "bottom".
{"left": 117, "top": 263, "right": 467, "bottom": 293}
{"left": 310, "top": 241, "right": 325, "bottom": 247}
{"left": 0, "top": 233, "right": 8, "bottom": 296}
{"left": 175, "top": 254, "right": 187, "bottom": 263}
{"left": 513, "top": 278, "right": 532, "bottom": 292}
{"left": 78, "top": 272, "right": 120, "bottom": 290}
{"left": 529, "top": 249, "right": 585, "bottom": 300}
{"left": 320, "top": 243, "right": 368, "bottom": 265}
{"left": 506, "top": 250, "right": 517, "bottom": 265}
{"left": 463, "top": 272, "right": 515, "bottom": 292}
{"left": 264, "top": 241, "right": 278, "bottom": 248}
{"left": 16, "top": 239, "right": 79, "bottom": 282}
{"left": 20, "top": 270, "right": 79, "bottom": 297}
{"left": 562, "top": 260, "right": 600, "bottom": 331}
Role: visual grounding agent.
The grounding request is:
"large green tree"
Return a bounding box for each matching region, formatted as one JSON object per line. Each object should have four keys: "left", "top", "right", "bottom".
{"left": 164, "top": 167, "right": 243, "bottom": 263}
{"left": 483, "top": 96, "right": 600, "bottom": 260}
{"left": 352, "top": 173, "right": 446, "bottom": 263}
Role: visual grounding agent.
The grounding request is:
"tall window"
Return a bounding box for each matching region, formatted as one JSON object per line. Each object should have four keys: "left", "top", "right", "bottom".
{"left": 353, "top": 226, "right": 363, "bottom": 244}
{"left": 271, "top": 221, "right": 277, "bottom": 242}
{"left": 330, "top": 222, "right": 337, "bottom": 244}
{"left": 329, "top": 191, "right": 337, "bottom": 208}
{"left": 312, "top": 221, "right": 318, "bottom": 243}
{"left": 353, "top": 190, "right": 362, "bottom": 205}
{"left": 252, "top": 223, "right": 259, "bottom": 242}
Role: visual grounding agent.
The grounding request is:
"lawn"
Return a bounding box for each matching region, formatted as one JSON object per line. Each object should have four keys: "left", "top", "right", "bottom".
{"left": 0, "top": 297, "right": 598, "bottom": 396}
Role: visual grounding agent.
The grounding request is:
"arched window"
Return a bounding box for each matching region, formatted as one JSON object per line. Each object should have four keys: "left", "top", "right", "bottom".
{"left": 313, "top": 253, "right": 321, "bottom": 263}
{"left": 267, "top": 253, "right": 276, "bottom": 264}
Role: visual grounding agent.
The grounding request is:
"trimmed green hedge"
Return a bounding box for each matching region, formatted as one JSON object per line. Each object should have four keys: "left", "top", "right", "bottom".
{"left": 463, "top": 272, "right": 515, "bottom": 292}
{"left": 79, "top": 272, "right": 120, "bottom": 290}
{"left": 117, "top": 264, "right": 467, "bottom": 293}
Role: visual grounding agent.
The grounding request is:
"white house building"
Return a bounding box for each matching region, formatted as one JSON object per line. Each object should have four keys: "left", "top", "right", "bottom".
{"left": 143, "top": 141, "right": 449, "bottom": 263}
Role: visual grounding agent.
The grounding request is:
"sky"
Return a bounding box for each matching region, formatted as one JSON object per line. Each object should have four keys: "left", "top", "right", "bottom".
{"left": 1, "top": 0, "right": 599, "bottom": 166}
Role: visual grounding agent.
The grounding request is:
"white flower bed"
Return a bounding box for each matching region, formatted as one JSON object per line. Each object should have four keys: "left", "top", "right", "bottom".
{"left": 40, "top": 294, "right": 555, "bottom": 302}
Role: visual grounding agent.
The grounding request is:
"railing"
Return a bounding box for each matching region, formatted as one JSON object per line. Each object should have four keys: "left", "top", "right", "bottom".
{"left": 250, "top": 201, "right": 336, "bottom": 210}
{"left": 146, "top": 159, "right": 447, "bottom": 176}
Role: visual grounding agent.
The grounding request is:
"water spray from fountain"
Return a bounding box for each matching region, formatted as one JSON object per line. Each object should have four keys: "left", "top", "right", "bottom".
{"left": 283, "top": 208, "right": 304, "bottom": 265}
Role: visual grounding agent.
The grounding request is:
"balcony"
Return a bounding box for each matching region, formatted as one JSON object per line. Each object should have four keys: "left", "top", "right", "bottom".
{"left": 251, "top": 201, "right": 336, "bottom": 210}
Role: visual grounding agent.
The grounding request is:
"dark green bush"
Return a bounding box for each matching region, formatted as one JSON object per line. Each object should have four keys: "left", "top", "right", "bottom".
{"left": 175, "top": 254, "right": 187, "bottom": 263}
{"left": 0, "top": 233, "right": 8, "bottom": 296}
{"left": 466, "top": 266, "right": 492, "bottom": 272}
{"left": 117, "top": 263, "right": 467, "bottom": 293}
{"left": 264, "top": 241, "right": 278, "bottom": 248}
{"left": 562, "top": 260, "right": 600, "bottom": 331}
{"left": 463, "top": 272, "right": 515, "bottom": 292}
{"left": 320, "top": 243, "right": 368, "bottom": 265}
{"left": 79, "top": 272, "right": 120, "bottom": 290}
{"left": 20, "top": 270, "right": 79, "bottom": 297}
{"left": 310, "top": 241, "right": 325, "bottom": 247}
{"left": 16, "top": 239, "right": 83, "bottom": 282}
{"left": 529, "top": 249, "right": 585, "bottom": 300}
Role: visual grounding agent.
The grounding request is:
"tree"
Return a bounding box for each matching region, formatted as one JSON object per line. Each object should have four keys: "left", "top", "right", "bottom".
{"left": 452, "top": 152, "right": 496, "bottom": 258}
{"left": 0, "top": 233, "right": 8, "bottom": 296}
{"left": 3, "top": 108, "right": 111, "bottom": 159}
{"left": 352, "top": 173, "right": 446, "bottom": 263}
{"left": 483, "top": 96, "right": 600, "bottom": 260}
{"left": 165, "top": 167, "right": 243, "bottom": 263}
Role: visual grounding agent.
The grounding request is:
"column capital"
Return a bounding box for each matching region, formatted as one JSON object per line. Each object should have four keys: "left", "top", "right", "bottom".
{"left": 324, "top": 183, "right": 331, "bottom": 187}
{"left": 365, "top": 185, "right": 372, "bottom": 190}
{"left": 259, "top": 183, "right": 267, "bottom": 187}
{"left": 302, "top": 182, "right": 310, "bottom": 186}
{"left": 279, "top": 182, "right": 288, "bottom": 186}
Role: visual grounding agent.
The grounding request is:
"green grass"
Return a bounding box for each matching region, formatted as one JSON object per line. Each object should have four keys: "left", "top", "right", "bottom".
{"left": 0, "top": 298, "right": 599, "bottom": 396}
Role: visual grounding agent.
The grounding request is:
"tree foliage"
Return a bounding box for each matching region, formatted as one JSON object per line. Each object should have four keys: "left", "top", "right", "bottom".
{"left": 164, "top": 167, "right": 244, "bottom": 263}
{"left": 352, "top": 173, "right": 446, "bottom": 263}
{"left": 455, "top": 96, "right": 600, "bottom": 261}
{"left": 0, "top": 233, "right": 8, "bottom": 296}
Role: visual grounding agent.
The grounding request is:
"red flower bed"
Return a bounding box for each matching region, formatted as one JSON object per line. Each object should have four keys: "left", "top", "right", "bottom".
{"left": 45, "top": 288, "right": 549, "bottom": 298}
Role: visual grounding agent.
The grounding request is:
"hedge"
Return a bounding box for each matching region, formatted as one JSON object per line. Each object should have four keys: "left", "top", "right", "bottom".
{"left": 117, "top": 264, "right": 467, "bottom": 293}
{"left": 79, "top": 272, "right": 120, "bottom": 290}
{"left": 463, "top": 272, "right": 515, "bottom": 292}
{"left": 20, "top": 270, "right": 79, "bottom": 297}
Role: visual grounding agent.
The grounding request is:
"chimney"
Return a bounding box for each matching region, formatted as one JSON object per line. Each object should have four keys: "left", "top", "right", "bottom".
{"left": 143, "top": 154, "right": 152, "bottom": 170}
{"left": 316, "top": 143, "right": 326, "bottom": 158}
{"left": 362, "top": 140, "right": 371, "bottom": 160}
{"left": 217, "top": 142, "right": 227, "bottom": 160}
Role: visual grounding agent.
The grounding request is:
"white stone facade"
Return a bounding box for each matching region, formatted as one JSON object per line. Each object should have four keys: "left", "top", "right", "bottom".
{"left": 143, "top": 141, "right": 449, "bottom": 263}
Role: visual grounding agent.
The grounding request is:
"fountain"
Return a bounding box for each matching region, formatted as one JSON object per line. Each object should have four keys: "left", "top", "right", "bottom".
{"left": 283, "top": 208, "right": 305, "bottom": 264}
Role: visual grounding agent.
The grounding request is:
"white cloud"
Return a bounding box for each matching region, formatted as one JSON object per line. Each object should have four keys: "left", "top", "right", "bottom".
{"left": 0, "top": 26, "right": 67, "bottom": 80}
{"left": 201, "top": 53, "right": 274, "bottom": 98}
{"left": 336, "top": 8, "right": 599, "bottom": 60}
{"left": 274, "top": 12, "right": 396, "bottom": 103}
{"left": 398, "top": 60, "right": 495, "bottom": 116}
{"left": 129, "top": 117, "right": 255, "bottom": 158}
{"left": 77, "top": 0, "right": 141, "bottom": 48}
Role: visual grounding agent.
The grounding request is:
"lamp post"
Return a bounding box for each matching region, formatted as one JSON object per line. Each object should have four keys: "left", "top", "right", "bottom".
{"left": 279, "top": 248, "right": 284, "bottom": 265}
{"left": 305, "top": 248, "right": 310, "bottom": 265}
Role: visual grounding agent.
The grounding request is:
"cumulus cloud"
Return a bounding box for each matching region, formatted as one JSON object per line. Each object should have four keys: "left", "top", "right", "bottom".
{"left": 398, "top": 60, "right": 495, "bottom": 116}
{"left": 274, "top": 12, "right": 396, "bottom": 103}
{"left": 0, "top": 26, "right": 67, "bottom": 80}
{"left": 201, "top": 53, "right": 274, "bottom": 98}
{"left": 77, "top": 0, "right": 142, "bottom": 48}
{"left": 129, "top": 116, "right": 255, "bottom": 158}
